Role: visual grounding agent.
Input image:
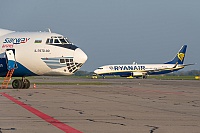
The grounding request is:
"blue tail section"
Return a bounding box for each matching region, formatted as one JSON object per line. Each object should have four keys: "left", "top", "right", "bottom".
{"left": 165, "top": 45, "right": 187, "bottom": 64}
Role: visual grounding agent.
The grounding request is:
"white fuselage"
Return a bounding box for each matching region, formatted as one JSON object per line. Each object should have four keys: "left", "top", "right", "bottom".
{"left": 94, "top": 45, "right": 191, "bottom": 77}
{"left": 94, "top": 64, "right": 184, "bottom": 77}
{"left": 0, "top": 29, "right": 87, "bottom": 76}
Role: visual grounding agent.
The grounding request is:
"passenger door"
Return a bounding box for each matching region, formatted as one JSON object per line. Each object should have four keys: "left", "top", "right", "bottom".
{"left": 5, "top": 49, "right": 18, "bottom": 70}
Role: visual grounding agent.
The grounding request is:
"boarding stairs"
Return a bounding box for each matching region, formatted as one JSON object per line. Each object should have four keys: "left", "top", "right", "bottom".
{"left": 1, "top": 69, "right": 15, "bottom": 89}
{"left": 1, "top": 50, "right": 17, "bottom": 89}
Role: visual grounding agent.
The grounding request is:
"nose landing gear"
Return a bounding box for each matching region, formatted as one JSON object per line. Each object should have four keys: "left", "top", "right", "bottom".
{"left": 12, "top": 78, "right": 30, "bottom": 89}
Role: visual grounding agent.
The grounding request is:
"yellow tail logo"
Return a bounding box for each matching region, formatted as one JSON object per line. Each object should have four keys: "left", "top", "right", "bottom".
{"left": 177, "top": 53, "right": 185, "bottom": 61}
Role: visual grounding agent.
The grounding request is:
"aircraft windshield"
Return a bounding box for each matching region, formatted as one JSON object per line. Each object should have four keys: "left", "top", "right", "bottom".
{"left": 46, "top": 36, "right": 72, "bottom": 45}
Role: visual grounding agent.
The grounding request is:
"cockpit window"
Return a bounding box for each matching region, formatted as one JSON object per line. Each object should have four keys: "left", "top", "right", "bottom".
{"left": 50, "top": 39, "right": 53, "bottom": 43}
{"left": 46, "top": 39, "right": 50, "bottom": 44}
{"left": 98, "top": 67, "right": 103, "bottom": 69}
{"left": 46, "top": 36, "right": 72, "bottom": 45}
{"left": 54, "top": 39, "right": 60, "bottom": 44}
{"left": 60, "top": 38, "right": 67, "bottom": 44}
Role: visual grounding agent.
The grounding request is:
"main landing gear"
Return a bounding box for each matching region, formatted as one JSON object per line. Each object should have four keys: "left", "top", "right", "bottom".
{"left": 12, "top": 77, "right": 30, "bottom": 89}
{"left": 142, "top": 75, "right": 147, "bottom": 79}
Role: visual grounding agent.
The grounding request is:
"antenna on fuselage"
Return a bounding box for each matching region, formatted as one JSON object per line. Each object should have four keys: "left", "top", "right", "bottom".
{"left": 133, "top": 62, "right": 137, "bottom": 65}
{"left": 47, "top": 28, "right": 51, "bottom": 33}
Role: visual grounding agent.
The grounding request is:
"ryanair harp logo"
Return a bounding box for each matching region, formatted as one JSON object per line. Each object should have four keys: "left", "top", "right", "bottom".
{"left": 177, "top": 53, "right": 185, "bottom": 61}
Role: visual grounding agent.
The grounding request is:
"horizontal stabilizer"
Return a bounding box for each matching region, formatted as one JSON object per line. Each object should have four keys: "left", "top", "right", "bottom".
{"left": 182, "top": 63, "right": 196, "bottom": 67}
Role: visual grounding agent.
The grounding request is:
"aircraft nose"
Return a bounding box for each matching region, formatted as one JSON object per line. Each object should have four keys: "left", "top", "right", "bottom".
{"left": 94, "top": 69, "right": 99, "bottom": 74}
{"left": 94, "top": 69, "right": 97, "bottom": 74}
{"left": 74, "top": 48, "right": 88, "bottom": 63}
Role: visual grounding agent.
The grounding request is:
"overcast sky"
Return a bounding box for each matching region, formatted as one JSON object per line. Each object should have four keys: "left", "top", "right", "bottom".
{"left": 1, "top": 0, "right": 199, "bottom": 71}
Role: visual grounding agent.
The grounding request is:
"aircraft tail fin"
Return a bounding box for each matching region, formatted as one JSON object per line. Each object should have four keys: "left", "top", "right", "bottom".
{"left": 165, "top": 45, "right": 187, "bottom": 64}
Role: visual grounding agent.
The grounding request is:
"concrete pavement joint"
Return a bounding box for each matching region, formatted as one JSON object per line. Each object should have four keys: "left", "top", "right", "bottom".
{"left": 65, "top": 91, "right": 200, "bottom": 118}
{"left": 145, "top": 125, "right": 159, "bottom": 133}
{"left": 60, "top": 107, "right": 84, "bottom": 115}
{"left": 86, "top": 119, "right": 126, "bottom": 126}
{"left": 111, "top": 115, "right": 134, "bottom": 120}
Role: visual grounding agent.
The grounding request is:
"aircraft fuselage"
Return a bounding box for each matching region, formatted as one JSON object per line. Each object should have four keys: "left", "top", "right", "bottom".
{"left": 0, "top": 29, "right": 87, "bottom": 77}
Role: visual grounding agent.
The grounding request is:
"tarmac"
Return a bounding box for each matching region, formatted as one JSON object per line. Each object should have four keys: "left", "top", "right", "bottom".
{"left": 0, "top": 77, "right": 200, "bottom": 133}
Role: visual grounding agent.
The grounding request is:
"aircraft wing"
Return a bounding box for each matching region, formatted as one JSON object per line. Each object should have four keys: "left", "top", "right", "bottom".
{"left": 146, "top": 63, "right": 195, "bottom": 74}
{"left": 146, "top": 64, "right": 182, "bottom": 74}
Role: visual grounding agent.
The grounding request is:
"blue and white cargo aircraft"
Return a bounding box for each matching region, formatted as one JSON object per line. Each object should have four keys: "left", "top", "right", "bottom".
{"left": 94, "top": 45, "right": 194, "bottom": 78}
{"left": 0, "top": 28, "right": 87, "bottom": 89}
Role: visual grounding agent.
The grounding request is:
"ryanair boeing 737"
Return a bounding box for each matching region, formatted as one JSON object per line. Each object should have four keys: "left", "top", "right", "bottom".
{"left": 94, "top": 45, "right": 194, "bottom": 78}
{"left": 0, "top": 28, "right": 87, "bottom": 89}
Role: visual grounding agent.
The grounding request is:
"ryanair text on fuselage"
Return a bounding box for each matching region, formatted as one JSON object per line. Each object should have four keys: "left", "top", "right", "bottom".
{"left": 112, "top": 65, "right": 145, "bottom": 71}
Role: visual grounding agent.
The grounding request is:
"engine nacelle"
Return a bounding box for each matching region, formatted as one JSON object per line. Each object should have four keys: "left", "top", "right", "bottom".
{"left": 132, "top": 72, "right": 147, "bottom": 79}
{"left": 132, "top": 72, "right": 146, "bottom": 76}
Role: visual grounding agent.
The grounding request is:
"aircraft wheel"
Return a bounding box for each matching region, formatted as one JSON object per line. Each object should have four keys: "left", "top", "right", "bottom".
{"left": 12, "top": 79, "right": 23, "bottom": 89}
{"left": 23, "top": 79, "right": 30, "bottom": 89}
{"left": 142, "top": 75, "right": 147, "bottom": 79}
